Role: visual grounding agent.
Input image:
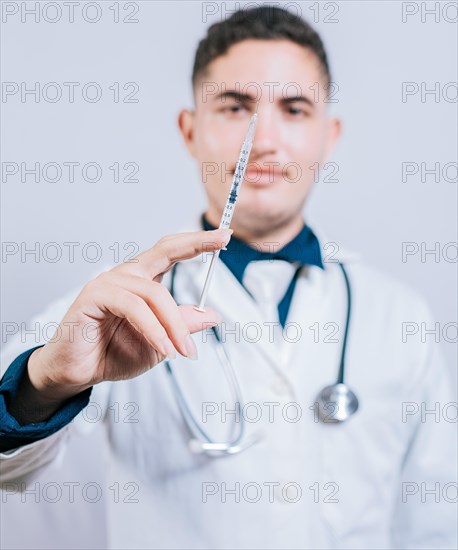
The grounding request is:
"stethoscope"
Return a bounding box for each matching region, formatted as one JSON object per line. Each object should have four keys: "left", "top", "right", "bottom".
{"left": 164, "top": 260, "right": 359, "bottom": 456}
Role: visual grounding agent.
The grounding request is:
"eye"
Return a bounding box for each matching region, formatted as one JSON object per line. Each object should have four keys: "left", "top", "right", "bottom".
{"left": 221, "top": 103, "right": 248, "bottom": 115}
{"left": 286, "top": 105, "right": 306, "bottom": 116}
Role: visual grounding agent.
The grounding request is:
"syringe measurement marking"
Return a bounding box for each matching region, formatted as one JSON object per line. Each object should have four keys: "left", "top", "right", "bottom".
{"left": 225, "top": 146, "right": 250, "bottom": 206}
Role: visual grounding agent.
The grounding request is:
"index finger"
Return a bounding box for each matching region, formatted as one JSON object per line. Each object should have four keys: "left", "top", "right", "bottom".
{"left": 114, "top": 228, "right": 233, "bottom": 279}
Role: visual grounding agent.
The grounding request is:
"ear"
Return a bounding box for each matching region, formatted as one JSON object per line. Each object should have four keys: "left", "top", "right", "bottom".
{"left": 178, "top": 109, "right": 197, "bottom": 158}
{"left": 323, "top": 117, "right": 342, "bottom": 161}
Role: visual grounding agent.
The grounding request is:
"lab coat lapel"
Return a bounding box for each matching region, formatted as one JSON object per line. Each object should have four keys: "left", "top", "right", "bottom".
{"left": 185, "top": 255, "right": 288, "bottom": 373}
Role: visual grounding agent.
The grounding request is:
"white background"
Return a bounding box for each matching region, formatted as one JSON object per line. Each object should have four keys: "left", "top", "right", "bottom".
{"left": 1, "top": 1, "right": 457, "bottom": 548}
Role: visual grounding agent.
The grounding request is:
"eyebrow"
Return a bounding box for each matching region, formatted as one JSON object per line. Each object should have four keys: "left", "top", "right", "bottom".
{"left": 214, "top": 91, "right": 255, "bottom": 104}
{"left": 214, "top": 90, "right": 315, "bottom": 109}
{"left": 280, "top": 95, "right": 315, "bottom": 109}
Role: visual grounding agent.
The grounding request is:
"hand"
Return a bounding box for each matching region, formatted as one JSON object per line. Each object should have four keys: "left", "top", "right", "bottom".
{"left": 17, "top": 228, "right": 232, "bottom": 416}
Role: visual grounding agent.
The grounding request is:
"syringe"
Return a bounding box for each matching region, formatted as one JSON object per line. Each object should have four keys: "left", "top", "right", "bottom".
{"left": 194, "top": 103, "right": 259, "bottom": 313}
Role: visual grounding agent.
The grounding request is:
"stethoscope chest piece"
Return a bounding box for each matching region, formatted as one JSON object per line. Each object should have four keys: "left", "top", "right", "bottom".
{"left": 316, "top": 383, "right": 359, "bottom": 423}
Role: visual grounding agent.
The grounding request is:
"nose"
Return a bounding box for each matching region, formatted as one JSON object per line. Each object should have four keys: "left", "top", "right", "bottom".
{"left": 250, "top": 105, "right": 278, "bottom": 159}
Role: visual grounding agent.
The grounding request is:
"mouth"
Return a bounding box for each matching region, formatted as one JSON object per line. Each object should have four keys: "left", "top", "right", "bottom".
{"left": 232, "top": 168, "right": 283, "bottom": 187}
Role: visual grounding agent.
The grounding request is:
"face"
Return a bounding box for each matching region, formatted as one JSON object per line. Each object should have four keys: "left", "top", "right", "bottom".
{"left": 179, "top": 39, "right": 341, "bottom": 234}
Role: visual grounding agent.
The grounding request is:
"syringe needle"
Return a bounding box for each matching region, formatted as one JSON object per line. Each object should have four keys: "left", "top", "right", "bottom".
{"left": 194, "top": 107, "right": 259, "bottom": 313}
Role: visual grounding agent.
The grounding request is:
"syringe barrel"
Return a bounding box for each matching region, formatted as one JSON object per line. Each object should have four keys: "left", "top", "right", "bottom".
{"left": 197, "top": 111, "right": 259, "bottom": 310}
{"left": 218, "top": 113, "right": 258, "bottom": 230}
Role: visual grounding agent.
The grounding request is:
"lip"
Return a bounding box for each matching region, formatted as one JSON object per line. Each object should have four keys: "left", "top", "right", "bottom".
{"left": 237, "top": 169, "right": 283, "bottom": 187}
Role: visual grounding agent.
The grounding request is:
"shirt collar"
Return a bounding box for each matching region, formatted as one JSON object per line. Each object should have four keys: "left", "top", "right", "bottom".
{"left": 201, "top": 213, "right": 324, "bottom": 284}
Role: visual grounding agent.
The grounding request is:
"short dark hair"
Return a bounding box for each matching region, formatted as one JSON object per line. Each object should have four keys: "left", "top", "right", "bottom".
{"left": 192, "top": 6, "right": 331, "bottom": 89}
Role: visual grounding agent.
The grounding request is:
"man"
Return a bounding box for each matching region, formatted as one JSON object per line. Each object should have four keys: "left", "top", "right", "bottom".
{"left": 1, "top": 6, "right": 456, "bottom": 549}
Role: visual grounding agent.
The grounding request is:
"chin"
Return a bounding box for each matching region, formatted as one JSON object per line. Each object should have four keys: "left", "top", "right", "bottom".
{"left": 233, "top": 200, "right": 292, "bottom": 229}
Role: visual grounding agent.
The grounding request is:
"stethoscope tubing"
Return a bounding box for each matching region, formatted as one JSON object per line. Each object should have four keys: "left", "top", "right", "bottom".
{"left": 165, "top": 259, "right": 355, "bottom": 453}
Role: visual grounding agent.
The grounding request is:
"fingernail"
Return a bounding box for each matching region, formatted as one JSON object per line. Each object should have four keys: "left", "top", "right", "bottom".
{"left": 162, "top": 338, "right": 177, "bottom": 360}
{"left": 184, "top": 334, "right": 198, "bottom": 361}
{"left": 211, "top": 228, "right": 233, "bottom": 234}
{"left": 212, "top": 228, "right": 233, "bottom": 238}
{"left": 221, "top": 229, "right": 233, "bottom": 245}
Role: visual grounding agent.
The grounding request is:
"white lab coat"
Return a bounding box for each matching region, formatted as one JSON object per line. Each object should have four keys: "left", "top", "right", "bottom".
{"left": 1, "top": 220, "right": 457, "bottom": 550}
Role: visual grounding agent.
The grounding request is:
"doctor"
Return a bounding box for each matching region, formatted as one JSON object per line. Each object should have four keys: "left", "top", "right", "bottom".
{"left": 1, "top": 6, "right": 456, "bottom": 550}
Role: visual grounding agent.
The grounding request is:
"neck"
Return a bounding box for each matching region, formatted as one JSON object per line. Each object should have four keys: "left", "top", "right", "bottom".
{"left": 204, "top": 208, "right": 305, "bottom": 252}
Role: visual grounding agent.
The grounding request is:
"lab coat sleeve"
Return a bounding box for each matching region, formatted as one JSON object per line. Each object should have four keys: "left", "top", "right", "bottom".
{"left": 0, "top": 382, "right": 110, "bottom": 484}
{"left": 0, "top": 425, "right": 75, "bottom": 484}
{"left": 392, "top": 306, "right": 458, "bottom": 549}
{"left": 0, "top": 346, "right": 93, "bottom": 452}
{"left": 0, "top": 283, "right": 111, "bottom": 484}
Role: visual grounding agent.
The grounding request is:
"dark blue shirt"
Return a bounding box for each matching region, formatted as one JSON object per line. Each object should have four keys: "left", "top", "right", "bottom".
{"left": 0, "top": 216, "right": 322, "bottom": 452}
{"left": 201, "top": 214, "right": 323, "bottom": 327}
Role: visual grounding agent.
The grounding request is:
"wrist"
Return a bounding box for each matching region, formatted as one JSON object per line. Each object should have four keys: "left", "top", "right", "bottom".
{"left": 27, "top": 347, "right": 91, "bottom": 404}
